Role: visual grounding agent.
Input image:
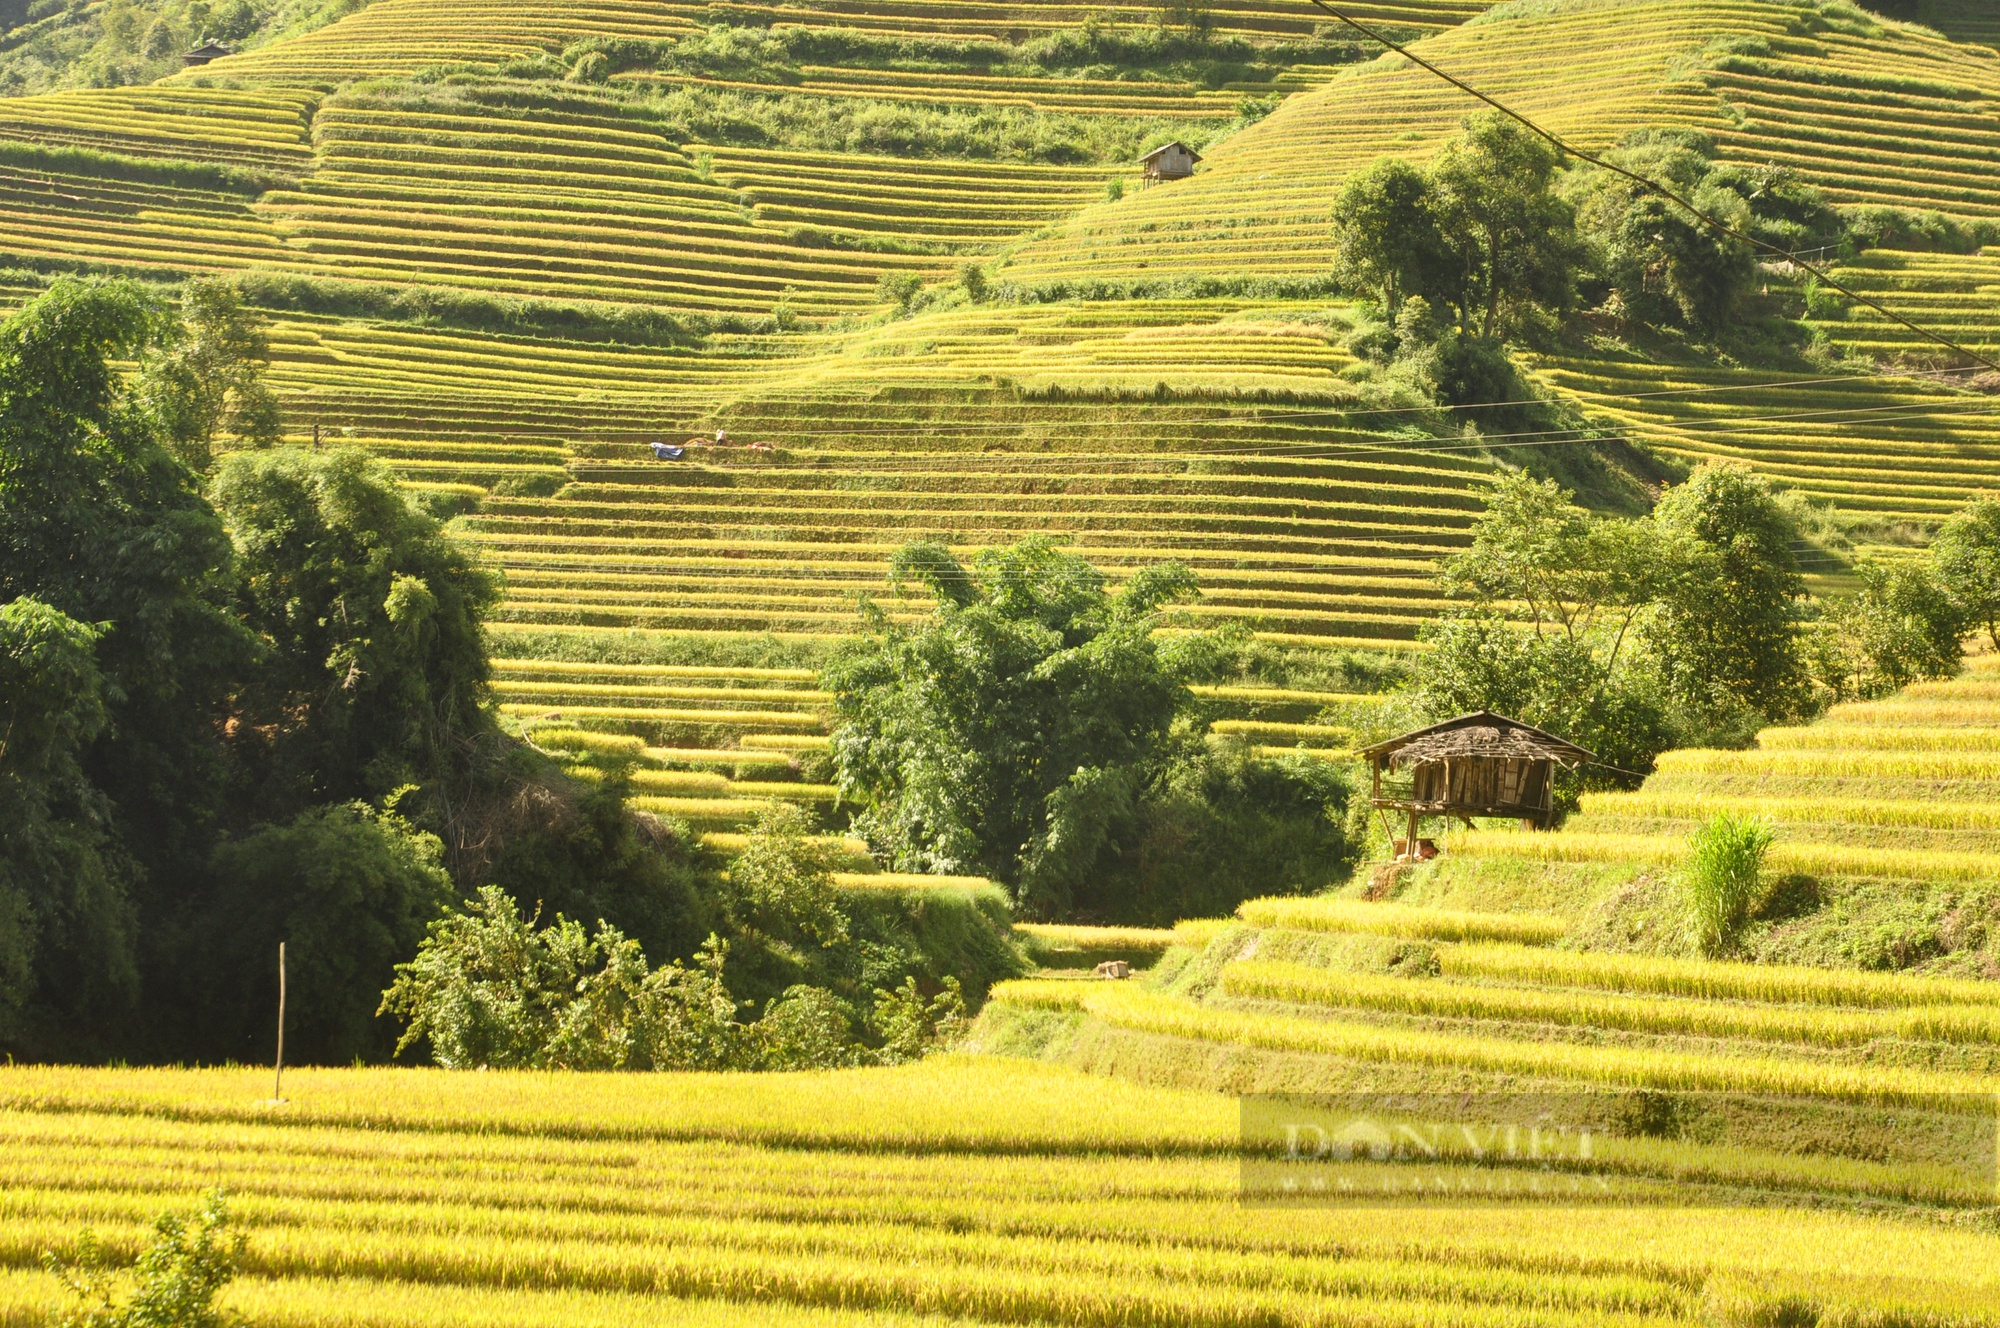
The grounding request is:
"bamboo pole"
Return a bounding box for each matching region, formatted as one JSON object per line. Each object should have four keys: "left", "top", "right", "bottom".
{"left": 274, "top": 941, "right": 287, "bottom": 1103}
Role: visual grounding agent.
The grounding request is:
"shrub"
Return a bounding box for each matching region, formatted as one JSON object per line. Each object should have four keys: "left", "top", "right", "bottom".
{"left": 180, "top": 802, "right": 452, "bottom": 1064}
{"left": 959, "top": 262, "right": 988, "bottom": 303}
{"left": 752, "top": 984, "right": 859, "bottom": 1069}
{"left": 380, "top": 885, "right": 755, "bottom": 1070}
{"left": 871, "top": 975, "right": 966, "bottom": 1064}
{"left": 43, "top": 1189, "right": 241, "bottom": 1328}
{"left": 730, "top": 802, "right": 849, "bottom": 951}
{"left": 1680, "top": 814, "right": 1773, "bottom": 957}
{"left": 876, "top": 271, "right": 923, "bottom": 313}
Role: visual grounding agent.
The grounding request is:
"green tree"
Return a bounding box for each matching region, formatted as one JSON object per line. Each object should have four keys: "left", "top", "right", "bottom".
{"left": 211, "top": 447, "right": 499, "bottom": 811}
{"left": 1427, "top": 112, "right": 1581, "bottom": 338}
{"left": 1646, "top": 462, "right": 1810, "bottom": 722}
{"left": 0, "top": 278, "right": 250, "bottom": 986}
{"left": 1411, "top": 613, "right": 1674, "bottom": 795}
{"left": 1565, "top": 131, "right": 1758, "bottom": 333}
{"left": 178, "top": 802, "right": 453, "bottom": 1064}
{"left": 958, "top": 261, "right": 988, "bottom": 302}
{"left": 1809, "top": 561, "right": 1964, "bottom": 702}
{"left": 826, "top": 537, "right": 1198, "bottom": 916}
{"left": 1932, "top": 496, "right": 2000, "bottom": 650}
{"left": 135, "top": 279, "right": 281, "bottom": 474}
{"left": 1330, "top": 158, "right": 1454, "bottom": 319}
{"left": 829, "top": 538, "right": 1354, "bottom": 921}
{"left": 1414, "top": 474, "right": 1680, "bottom": 795}
{"left": 1438, "top": 472, "right": 1663, "bottom": 667}
{"left": 0, "top": 598, "right": 138, "bottom": 1055}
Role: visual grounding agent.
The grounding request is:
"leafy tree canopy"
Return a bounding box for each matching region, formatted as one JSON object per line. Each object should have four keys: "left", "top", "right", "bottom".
{"left": 1330, "top": 112, "right": 1579, "bottom": 339}
{"left": 176, "top": 801, "right": 453, "bottom": 1065}
{"left": 0, "top": 278, "right": 250, "bottom": 995}
{"left": 827, "top": 537, "right": 1199, "bottom": 914}
{"left": 0, "top": 598, "right": 136, "bottom": 1054}
{"left": 828, "top": 537, "right": 1355, "bottom": 921}
{"left": 1645, "top": 461, "right": 1809, "bottom": 722}
{"left": 210, "top": 446, "right": 499, "bottom": 812}
{"left": 135, "top": 278, "right": 282, "bottom": 473}
{"left": 1932, "top": 496, "right": 2000, "bottom": 650}
{"left": 1416, "top": 463, "right": 1814, "bottom": 798}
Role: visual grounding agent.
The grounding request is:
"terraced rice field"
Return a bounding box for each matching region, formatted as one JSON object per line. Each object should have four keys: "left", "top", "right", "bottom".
{"left": 0, "top": 85, "right": 317, "bottom": 170}
{"left": 171, "top": 0, "right": 703, "bottom": 83}
{"left": 1453, "top": 649, "right": 2000, "bottom": 889}
{"left": 13, "top": 0, "right": 2000, "bottom": 758}
{"left": 178, "top": 0, "right": 1486, "bottom": 89}
{"left": 1527, "top": 354, "right": 2000, "bottom": 526}
{"left": 9, "top": 1055, "right": 1998, "bottom": 1328}
{"left": 977, "top": 887, "right": 2000, "bottom": 1274}
{"left": 1006, "top": 0, "right": 2000, "bottom": 288}
{"left": 1808, "top": 246, "right": 2000, "bottom": 364}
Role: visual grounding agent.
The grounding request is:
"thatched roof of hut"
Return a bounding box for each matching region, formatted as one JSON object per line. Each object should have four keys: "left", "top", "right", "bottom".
{"left": 1358, "top": 711, "right": 1593, "bottom": 771}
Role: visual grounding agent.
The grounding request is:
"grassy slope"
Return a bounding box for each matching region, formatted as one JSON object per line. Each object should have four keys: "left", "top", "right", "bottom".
{"left": 1396, "top": 649, "right": 2000, "bottom": 979}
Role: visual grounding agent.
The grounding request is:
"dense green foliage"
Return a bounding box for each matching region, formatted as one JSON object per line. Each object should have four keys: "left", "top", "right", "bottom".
{"left": 0, "top": 599, "right": 131, "bottom": 1052}
{"left": 1416, "top": 464, "right": 1814, "bottom": 795}
{"left": 380, "top": 861, "right": 975, "bottom": 1072}
{"left": 0, "top": 281, "right": 701, "bottom": 1064}
{"left": 1646, "top": 462, "right": 1811, "bottom": 723}
{"left": 828, "top": 538, "right": 1355, "bottom": 923}
{"left": 0, "top": 280, "right": 251, "bottom": 1054}
{"left": 1932, "top": 497, "right": 2000, "bottom": 650}
{"left": 134, "top": 281, "right": 281, "bottom": 473}
{"left": 181, "top": 802, "right": 452, "bottom": 1064}
{"left": 1332, "top": 113, "right": 1578, "bottom": 340}
{"left": 211, "top": 446, "right": 497, "bottom": 814}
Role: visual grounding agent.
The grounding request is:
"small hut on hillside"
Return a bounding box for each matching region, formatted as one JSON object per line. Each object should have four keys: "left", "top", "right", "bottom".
{"left": 183, "top": 41, "right": 233, "bottom": 67}
{"left": 1139, "top": 140, "right": 1201, "bottom": 184}
{"left": 1359, "top": 712, "right": 1593, "bottom": 859}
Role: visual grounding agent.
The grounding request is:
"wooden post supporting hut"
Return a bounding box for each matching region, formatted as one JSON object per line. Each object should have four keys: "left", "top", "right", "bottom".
{"left": 1358, "top": 711, "right": 1593, "bottom": 861}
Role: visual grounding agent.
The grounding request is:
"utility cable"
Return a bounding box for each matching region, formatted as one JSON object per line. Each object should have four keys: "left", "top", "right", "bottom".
{"left": 1303, "top": 0, "right": 2000, "bottom": 375}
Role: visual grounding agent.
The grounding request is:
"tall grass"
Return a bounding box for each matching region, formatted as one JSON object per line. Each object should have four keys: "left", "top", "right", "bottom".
{"left": 1679, "top": 814, "right": 1774, "bottom": 957}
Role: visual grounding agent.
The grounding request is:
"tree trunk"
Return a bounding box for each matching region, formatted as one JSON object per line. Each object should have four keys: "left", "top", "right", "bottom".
{"left": 1482, "top": 232, "right": 1501, "bottom": 339}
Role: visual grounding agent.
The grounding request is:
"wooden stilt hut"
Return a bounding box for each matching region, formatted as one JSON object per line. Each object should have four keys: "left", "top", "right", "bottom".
{"left": 1358, "top": 711, "right": 1593, "bottom": 860}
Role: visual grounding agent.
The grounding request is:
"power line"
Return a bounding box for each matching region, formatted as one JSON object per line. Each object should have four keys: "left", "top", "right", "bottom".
{"left": 1303, "top": 0, "right": 2000, "bottom": 375}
